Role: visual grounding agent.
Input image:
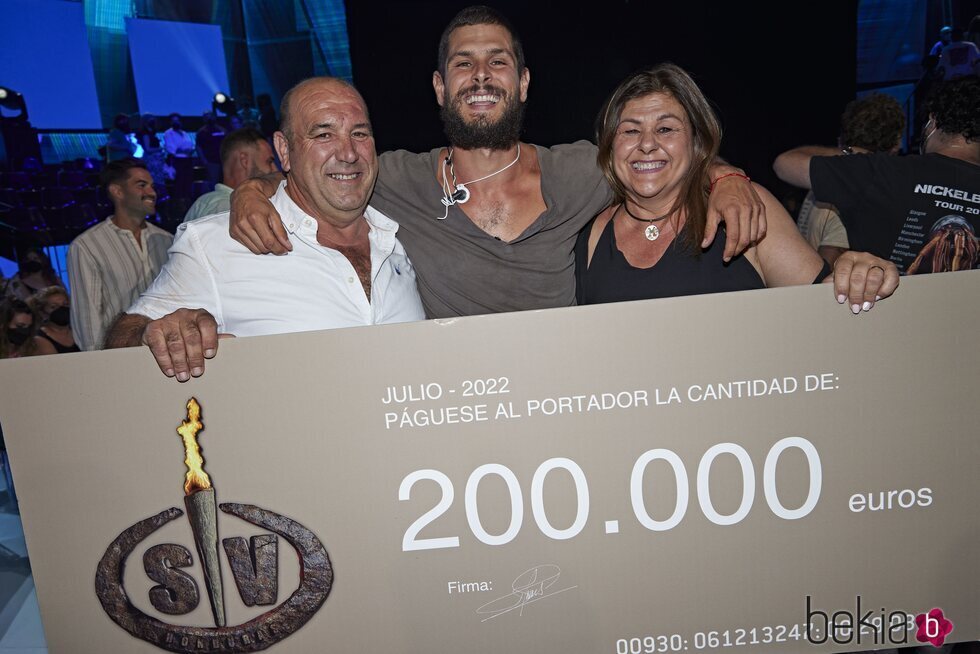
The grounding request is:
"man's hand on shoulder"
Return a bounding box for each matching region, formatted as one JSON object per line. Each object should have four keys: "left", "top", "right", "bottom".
{"left": 702, "top": 163, "right": 766, "bottom": 261}
{"left": 229, "top": 173, "right": 291, "bottom": 255}
{"left": 142, "top": 308, "right": 230, "bottom": 382}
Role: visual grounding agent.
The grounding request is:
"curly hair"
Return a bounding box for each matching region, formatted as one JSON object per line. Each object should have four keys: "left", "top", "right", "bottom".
{"left": 924, "top": 77, "right": 980, "bottom": 142}
{"left": 839, "top": 94, "right": 905, "bottom": 152}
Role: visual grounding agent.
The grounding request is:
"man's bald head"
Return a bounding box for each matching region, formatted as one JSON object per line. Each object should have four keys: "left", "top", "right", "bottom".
{"left": 278, "top": 77, "right": 368, "bottom": 143}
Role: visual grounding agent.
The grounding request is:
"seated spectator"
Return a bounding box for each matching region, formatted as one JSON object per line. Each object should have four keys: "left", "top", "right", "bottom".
{"left": 774, "top": 77, "right": 980, "bottom": 274}
{"left": 163, "top": 113, "right": 195, "bottom": 158}
{"left": 795, "top": 94, "right": 905, "bottom": 266}
{"left": 106, "top": 113, "right": 137, "bottom": 162}
{"left": 30, "top": 286, "right": 80, "bottom": 355}
{"left": 1, "top": 299, "right": 38, "bottom": 358}
{"left": 576, "top": 64, "right": 898, "bottom": 312}
{"left": 1, "top": 247, "right": 65, "bottom": 302}
{"left": 183, "top": 128, "right": 278, "bottom": 223}
{"left": 137, "top": 114, "right": 169, "bottom": 184}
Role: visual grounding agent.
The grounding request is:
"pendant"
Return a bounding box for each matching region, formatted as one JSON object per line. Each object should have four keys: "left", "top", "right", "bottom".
{"left": 644, "top": 224, "right": 660, "bottom": 241}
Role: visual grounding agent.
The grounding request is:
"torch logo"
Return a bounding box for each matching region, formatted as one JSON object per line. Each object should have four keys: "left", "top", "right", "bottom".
{"left": 94, "top": 399, "right": 333, "bottom": 652}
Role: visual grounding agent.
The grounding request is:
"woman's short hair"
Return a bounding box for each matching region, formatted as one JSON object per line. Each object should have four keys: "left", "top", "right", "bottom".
{"left": 595, "top": 63, "right": 721, "bottom": 252}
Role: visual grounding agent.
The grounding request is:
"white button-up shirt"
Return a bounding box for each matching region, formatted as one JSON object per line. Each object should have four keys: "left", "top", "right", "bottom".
{"left": 128, "top": 182, "right": 424, "bottom": 336}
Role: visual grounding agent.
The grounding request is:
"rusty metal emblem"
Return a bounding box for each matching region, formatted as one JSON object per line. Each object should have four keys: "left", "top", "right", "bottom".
{"left": 94, "top": 400, "right": 332, "bottom": 652}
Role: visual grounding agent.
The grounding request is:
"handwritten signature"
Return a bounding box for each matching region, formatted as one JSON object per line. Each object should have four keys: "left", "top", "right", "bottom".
{"left": 475, "top": 564, "right": 577, "bottom": 621}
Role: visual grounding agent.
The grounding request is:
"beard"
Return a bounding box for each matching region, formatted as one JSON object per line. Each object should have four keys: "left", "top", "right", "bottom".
{"left": 440, "top": 84, "right": 525, "bottom": 150}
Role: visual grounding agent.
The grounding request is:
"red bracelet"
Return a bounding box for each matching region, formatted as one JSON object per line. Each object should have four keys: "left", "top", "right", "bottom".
{"left": 709, "top": 172, "right": 750, "bottom": 192}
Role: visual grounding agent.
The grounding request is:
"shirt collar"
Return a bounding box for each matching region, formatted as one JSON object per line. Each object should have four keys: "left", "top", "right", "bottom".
{"left": 272, "top": 180, "right": 398, "bottom": 238}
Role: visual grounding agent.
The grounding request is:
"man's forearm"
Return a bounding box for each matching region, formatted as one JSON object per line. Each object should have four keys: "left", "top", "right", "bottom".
{"left": 104, "top": 313, "right": 151, "bottom": 349}
{"left": 773, "top": 146, "right": 841, "bottom": 190}
{"left": 241, "top": 171, "right": 285, "bottom": 197}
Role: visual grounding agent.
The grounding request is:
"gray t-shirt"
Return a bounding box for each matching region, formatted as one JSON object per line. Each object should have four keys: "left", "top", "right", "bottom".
{"left": 374, "top": 141, "right": 611, "bottom": 318}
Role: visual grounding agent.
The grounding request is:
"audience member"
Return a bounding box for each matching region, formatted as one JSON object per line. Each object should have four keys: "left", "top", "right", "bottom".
{"left": 196, "top": 112, "right": 226, "bottom": 184}
{"left": 937, "top": 27, "right": 980, "bottom": 80}
{"left": 773, "top": 77, "right": 980, "bottom": 274}
{"left": 68, "top": 159, "right": 173, "bottom": 350}
{"left": 257, "top": 93, "right": 278, "bottom": 137}
{"left": 105, "top": 77, "right": 424, "bottom": 381}
{"left": 163, "top": 113, "right": 195, "bottom": 158}
{"left": 106, "top": 113, "right": 137, "bottom": 162}
{"left": 0, "top": 299, "right": 38, "bottom": 359}
{"left": 183, "top": 128, "right": 278, "bottom": 223}
{"left": 29, "top": 286, "right": 79, "bottom": 355}
{"left": 237, "top": 98, "right": 261, "bottom": 129}
{"left": 137, "top": 113, "right": 169, "bottom": 184}
{"left": 136, "top": 114, "right": 161, "bottom": 151}
{"left": 1, "top": 247, "right": 65, "bottom": 302}
{"left": 928, "top": 26, "right": 953, "bottom": 57}
{"left": 796, "top": 94, "right": 905, "bottom": 266}
{"left": 968, "top": 15, "right": 980, "bottom": 49}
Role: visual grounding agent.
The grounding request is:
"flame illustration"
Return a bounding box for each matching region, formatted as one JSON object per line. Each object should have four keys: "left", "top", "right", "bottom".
{"left": 177, "top": 398, "right": 212, "bottom": 495}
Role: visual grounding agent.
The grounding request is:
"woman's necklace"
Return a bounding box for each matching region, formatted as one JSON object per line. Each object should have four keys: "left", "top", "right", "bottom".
{"left": 622, "top": 202, "right": 673, "bottom": 241}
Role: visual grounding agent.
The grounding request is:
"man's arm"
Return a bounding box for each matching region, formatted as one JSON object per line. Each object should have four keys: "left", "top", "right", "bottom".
{"left": 104, "top": 313, "right": 151, "bottom": 348}
{"left": 228, "top": 172, "right": 289, "bottom": 254}
{"left": 702, "top": 160, "right": 767, "bottom": 261}
{"left": 66, "top": 242, "right": 103, "bottom": 351}
{"left": 772, "top": 146, "right": 844, "bottom": 189}
{"left": 105, "top": 309, "right": 221, "bottom": 381}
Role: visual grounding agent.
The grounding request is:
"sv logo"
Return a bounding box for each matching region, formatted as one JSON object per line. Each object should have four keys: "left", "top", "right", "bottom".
{"left": 95, "top": 503, "right": 332, "bottom": 653}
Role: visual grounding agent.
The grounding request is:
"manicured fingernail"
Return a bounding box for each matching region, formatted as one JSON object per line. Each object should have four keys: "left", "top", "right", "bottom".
{"left": 875, "top": 295, "right": 881, "bottom": 301}
{"left": 164, "top": 368, "right": 174, "bottom": 377}
{"left": 837, "top": 294, "right": 846, "bottom": 304}
{"left": 851, "top": 304, "right": 861, "bottom": 314}
{"left": 862, "top": 301, "right": 872, "bottom": 311}
{"left": 204, "top": 348, "right": 215, "bottom": 358}
{"left": 176, "top": 372, "right": 189, "bottom": 382}
{"left": 191, "top": 367, "right": 203, "bottom": 377}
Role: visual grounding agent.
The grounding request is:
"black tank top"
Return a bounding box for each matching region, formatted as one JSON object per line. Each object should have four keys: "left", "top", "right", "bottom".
{"left": 575, "top": 216, "right": 764, "bottom": 305}
{"left": 37, "top": 329, "right": 81, "bottom": 354}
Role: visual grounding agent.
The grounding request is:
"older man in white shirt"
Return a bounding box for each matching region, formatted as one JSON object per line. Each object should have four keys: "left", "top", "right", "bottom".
{"left": 106, "top": 77, "right": 424, "bottom": 380}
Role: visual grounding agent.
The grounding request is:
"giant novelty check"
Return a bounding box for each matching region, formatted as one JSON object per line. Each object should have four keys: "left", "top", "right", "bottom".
{"left": 0, "top": 272, "right": 977, "bottom": 654}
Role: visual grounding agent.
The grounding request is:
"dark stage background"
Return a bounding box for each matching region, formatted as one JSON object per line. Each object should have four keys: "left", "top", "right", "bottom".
{"left": 346, "top": 1, "right": 858, "bottom": 193}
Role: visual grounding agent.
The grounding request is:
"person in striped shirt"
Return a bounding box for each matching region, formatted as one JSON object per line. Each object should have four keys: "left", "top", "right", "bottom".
{"left": 67, "top": 159, "right": 173, "bottom": 350}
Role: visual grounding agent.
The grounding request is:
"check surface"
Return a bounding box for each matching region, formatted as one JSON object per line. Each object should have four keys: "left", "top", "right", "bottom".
{"left": 0, "top": 272, "right": 977, "bottom": 653}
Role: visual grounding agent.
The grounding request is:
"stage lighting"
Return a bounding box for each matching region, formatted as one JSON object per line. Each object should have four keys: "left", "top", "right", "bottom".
{"left": 0, "top": 87, "right": 29, "bottom": 121}
{"left": 212, "top": 92, "right": 236, "bottom": 117}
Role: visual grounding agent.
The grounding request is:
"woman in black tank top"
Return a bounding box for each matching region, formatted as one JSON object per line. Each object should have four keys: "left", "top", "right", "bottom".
{"left": 577, "top": 64, "right": 897, "bottom": 311}
{"left": 30, "top": 287, "right": 80, "bottom": 355}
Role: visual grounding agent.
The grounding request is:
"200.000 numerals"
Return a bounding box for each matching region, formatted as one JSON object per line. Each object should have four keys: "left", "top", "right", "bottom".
{"left": 398, "top": 437, "right": 821, "bottom": 551}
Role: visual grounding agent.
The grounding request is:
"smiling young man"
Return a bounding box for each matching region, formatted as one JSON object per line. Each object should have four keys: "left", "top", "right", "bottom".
{"left": 229, "top": 5, "right": 764, "bottom": 320}
{"left": 67, "top": 159, "right": 173, "bottom": 350}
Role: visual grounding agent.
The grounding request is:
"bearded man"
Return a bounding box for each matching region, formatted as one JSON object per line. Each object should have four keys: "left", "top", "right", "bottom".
{"left": 229, "top": 5, "right": 764, "bottom": 320}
